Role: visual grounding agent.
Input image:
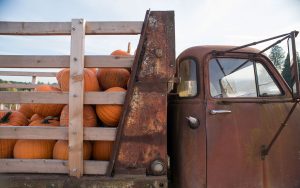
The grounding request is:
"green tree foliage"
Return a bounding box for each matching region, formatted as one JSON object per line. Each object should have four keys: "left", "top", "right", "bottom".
{"left": 281, "top": 52, "right": 300, "bottom": 88}
{"left": 269, "top": 45, "right": 285, "bottom": 70}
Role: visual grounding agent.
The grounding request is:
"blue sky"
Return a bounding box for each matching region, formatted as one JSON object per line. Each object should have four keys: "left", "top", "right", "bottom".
{"left": 0, "top": 0, "right": 299, "bottom": 83}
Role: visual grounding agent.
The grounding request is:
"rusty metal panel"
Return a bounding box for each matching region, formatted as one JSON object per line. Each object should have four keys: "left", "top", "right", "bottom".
{"left": 0, "top": 174, "right": 168, "bottom": 188}
{"left": 108, "top": 11, "right": 175, "bottom": 176}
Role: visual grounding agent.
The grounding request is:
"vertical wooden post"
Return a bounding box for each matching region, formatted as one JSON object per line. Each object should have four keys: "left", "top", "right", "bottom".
{"left": 68, "top": 19, "right": 85, "bottom": 177}
{"left": 31, "top": 76, "right": 37, "bottom": 84}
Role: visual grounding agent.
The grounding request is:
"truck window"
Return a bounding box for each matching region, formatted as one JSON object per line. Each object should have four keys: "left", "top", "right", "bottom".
{"left": 177, "top": 59, "right": 197, "bottom": 97}
{"left": 209, "top": 58, "right": 282, "bottom": 98}
{"left": 256, "top": 63, "right": 282, "bottom": 96}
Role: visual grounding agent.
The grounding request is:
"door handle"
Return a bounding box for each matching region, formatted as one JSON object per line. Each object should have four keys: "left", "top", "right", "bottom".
{"left": 186, "top": 116, "right": 200, "bottom": 129}
{"left": 209, "top": 109, "right": 232, "bottom": 115}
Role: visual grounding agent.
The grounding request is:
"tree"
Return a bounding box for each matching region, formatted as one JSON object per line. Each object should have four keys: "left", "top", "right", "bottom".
{"left": 269, "top": 45, "right": 285, "bottom": 70}
{"left": 281, "top": 52, "right": 300, "bottom": 88}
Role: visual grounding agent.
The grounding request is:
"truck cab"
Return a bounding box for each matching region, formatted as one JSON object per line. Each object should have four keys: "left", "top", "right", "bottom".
{"left": 169, "top": 45, "right": 300, "bottom": 188}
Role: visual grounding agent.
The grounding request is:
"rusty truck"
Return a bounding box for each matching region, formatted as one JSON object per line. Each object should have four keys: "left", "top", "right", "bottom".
{"left": 0, "top": 10, "right": 299, "bottom": 188}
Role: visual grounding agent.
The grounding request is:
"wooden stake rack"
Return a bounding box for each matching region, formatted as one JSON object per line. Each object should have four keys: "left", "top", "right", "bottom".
{"left": 0, "top": 19, "right": 142, "bottom": 177}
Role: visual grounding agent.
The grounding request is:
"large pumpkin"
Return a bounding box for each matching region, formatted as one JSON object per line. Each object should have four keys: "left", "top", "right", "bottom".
{"left": 95, "top": 87, "right": 125, "bottom": 126}
{"left": 30, "top": 85, "right": 64, "bottom": 117}
{"left": 14, "top": 139, "right": 55, "bottom": 159}
{"left": 92, "top": 141, "right": 114, "bottom": 161}
{"left": 96, "top": 50, "right": 130, "bottom": 90}
{"left": 18, "top": 104, "right": 34, "bottom": 119}
{"left": 29, "top": 116, "right": 60, "bottom": 127}
{"left": 30, "top": 114, "right": 44, "bottom": 122}
{"left": 53, "top": 140, "right": 92, "bottom": 160}
{"left": 56, "top": 68, "right": 100, "bottom": 92}
{"left": 60, "top": 105, "right": 97, "bottom": 127}
{"left": 0, "top": 111, "right": 28, "bottom": 158}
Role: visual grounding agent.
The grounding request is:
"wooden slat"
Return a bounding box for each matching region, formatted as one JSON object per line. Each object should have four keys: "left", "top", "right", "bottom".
{"left": 86, "top": 21, "right": 142, "bottom": 35}
{"left": 0, "top": 55, "right": 133, "bottom": 68}
{"left": 0, "top": 83, "right": 59, "bottom": 89}
{"left": 0, "top": 91, "right": 68, "bottom": 104}
{"left": 84, "top": 127, "right": 116, "bottom": 141}
{"left": 0, "top": 91, "right": 125, "bottom": 104}
{"left": 0, "top": 21, "right": 142, "bottom": 35}
{"left": 0, "top": 71, "right": 57, "bottom": 77}
{"left": 85, "top": 92, "right": 125, "bottom": 104}
{"left": 0, "top": 159, "right": 109, "bottom": 175}
{"left": 68, "top": 18, "right": 85, "bottom": 177}
{"left": 0, "top": 126, "right": 116, "bottom": 141}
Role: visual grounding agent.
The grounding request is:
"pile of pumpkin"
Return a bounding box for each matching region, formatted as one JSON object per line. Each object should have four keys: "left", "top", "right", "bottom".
{"left": 0, "top": 50, "right": 130, "bottom": 161}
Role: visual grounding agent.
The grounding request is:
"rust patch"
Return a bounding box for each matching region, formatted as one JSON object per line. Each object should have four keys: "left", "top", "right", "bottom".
{"left": 111, "top": 11, "right": 175, "bottom": 176}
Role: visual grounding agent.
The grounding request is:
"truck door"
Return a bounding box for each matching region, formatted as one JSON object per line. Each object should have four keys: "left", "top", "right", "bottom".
{"left": 206, "top": 54, "right": 300, "bottom": 188}
{"left": 169, "top": 58, "right": 207, "bottom": 188}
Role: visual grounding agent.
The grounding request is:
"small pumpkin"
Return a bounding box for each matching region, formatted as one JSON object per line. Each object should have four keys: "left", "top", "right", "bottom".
{"left": 18, "top": 104, "right": 34, "bottom": 119}
{"left": 96, "top": 50, "right": 130, "bottom": 90}
{"left": 30, "top": 85, "right": 64, "bottom": 117}
{"left": 92, "top": 141, "right": 114, "bottom": 161}
{"left": 95, "top": 87, "right": 125, "bottom": 126}
{"left": 14, "top": 139, "right": 55, "bottom": 159}
{"left": 60, "top": 105, "right": 97, "bottom": 127}
{"left": 29, "top": 116, "right": 60, "bottom": 127}
{"left": 0, "top": 111, "right": 28, "bottom": 158}
{"left": 53, "top": 140, "right": 92, "bottom": 160}
{"left": 0, "top": 111, "right": 28, "bottom": 126}
{"left": 56, "top": 68, "right": 100, "bottom": 92}
{"left": 30, "top": 114, "right": 44, "bottom": 122}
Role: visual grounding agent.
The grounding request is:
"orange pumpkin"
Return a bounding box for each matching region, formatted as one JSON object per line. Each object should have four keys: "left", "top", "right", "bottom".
{"left": 18, "top": 104, "right": 34, "bottom": 119}
{"left": 30, "top": 114, "right": 44, "bottom": 122}
{"left": 0, "top": 111, "right": 28, "bottom": 158}
{"left": 29, "top": 116, "right": 60, "bottom": 127}
{"left": 0, "top": 139, "right": 16, "bottom": 158}
{"left": 53, "top": 140, "right": 92, "bottom": 160}
{"left": 96, "top": 87, "right": 125, "bottom": 126}
{"left": 56, "top": 68, "right": 100, "bottom": 92}
{"left": 30, "top": 85, "right": 64, "bottom": 117}
{"left": 96, "top": 50, "right": 130, "bottom": 90}
{"left": 0, "top": 111, "right": 28, "bottom": 126}
{"left": 111, "top": 50, "right": 130, "bottom": 56}
{"left": 60, "top": 105, "right": 97, "bottom": 127}
{"left": 14, "top": 139, "right": 55, "bottom": 159}
{"left": 92, "top": 141, "right": 114, "bottom": 161}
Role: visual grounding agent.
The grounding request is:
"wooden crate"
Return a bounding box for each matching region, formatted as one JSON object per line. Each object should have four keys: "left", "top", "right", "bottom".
{"left": 0, "top": 19, "right": 142, "bottom": 177}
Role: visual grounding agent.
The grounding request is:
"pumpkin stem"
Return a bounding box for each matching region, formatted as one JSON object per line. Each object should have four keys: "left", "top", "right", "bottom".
{"left": 42, "top": 116, "right": 58, "bottom": 124}
{"left": 127, "top": 42, "right": 131, "bottom": 54}
{"left": 0, "top": 111, "right": 12, "bottom": 123}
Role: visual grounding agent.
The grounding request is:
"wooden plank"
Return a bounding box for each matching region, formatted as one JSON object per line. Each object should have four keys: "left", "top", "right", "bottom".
{"left": 84, "top": 127, "right": 116, "bottom": 141}
{"left": 0, "top": 83, "right": 59, "bottom": 89}
{"left": 0, "top": 91, "right": 68, "bottom": 104}
{"left": 84, "top": 160, "right": 109, "bottom": 175}
{"left": 85, "top": 92, "right": 125, "bottom": 104}
{"left": 0, "top": 126, "right": 116, "bottom": 141}
{"left": 0, "top": 21, "right": 142, "bottom": 35}
{"left": 86, "top": 21, "right": 142, "bottom": 35}
{"left": 0, "top": 71, "right": 57, "bottom": 77}
{"left": 68, "top": 19, "right": 85, "bottom": 177}
{"left": 0, "top": 159, "right": 109, "bottom": 175}
{"left": 0, "top": 91, "right": 125, "bottom": 104}
{"left": 0, "top": 55, "right": 133, "bottom": 68}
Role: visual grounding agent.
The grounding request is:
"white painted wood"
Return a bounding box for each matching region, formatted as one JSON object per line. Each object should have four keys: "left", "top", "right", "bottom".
{"left": 0, "top": 21, "right": 142, "bottom": 35}
{"left": 68, "top": 18, "right": 85, "bottom": 177}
